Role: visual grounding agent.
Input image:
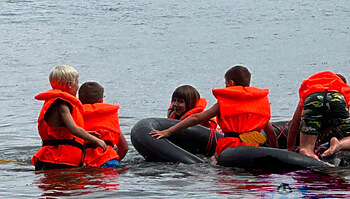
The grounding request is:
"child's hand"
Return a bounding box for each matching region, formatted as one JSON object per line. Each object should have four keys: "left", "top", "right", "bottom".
{"left": 94, "top": 138, "right": 107, "bottom": 152}
{"left": 149, "top": 130, "right": 172, "bottom": 139}
{"left": 88, "top": 131, "right": 101, "bottom": 139}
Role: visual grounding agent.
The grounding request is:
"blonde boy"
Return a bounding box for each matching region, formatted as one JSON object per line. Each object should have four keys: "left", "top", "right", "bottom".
{"left": 32, "top": 65, "right": 106, "bottom": 170}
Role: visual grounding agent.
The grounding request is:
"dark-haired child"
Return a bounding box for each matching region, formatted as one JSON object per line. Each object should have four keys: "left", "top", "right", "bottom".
{"left": 79, "top": 81, "right": 128, "bottom": 167}
{"left": 167, "top": 85, "right": 218, "bottom": 130}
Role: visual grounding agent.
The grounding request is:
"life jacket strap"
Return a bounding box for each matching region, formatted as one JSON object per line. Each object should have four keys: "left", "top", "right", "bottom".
{"left": 84, "top": 140, "right": 114, "bottom": 149}
{"left": 224, "top": 132, "right": 240, "bottom": 138}
{"left": 42, "top": 138, "right": 85, "bottom": 166}
{"left": 42, "top": 138, "right": 84, "bottom": 152}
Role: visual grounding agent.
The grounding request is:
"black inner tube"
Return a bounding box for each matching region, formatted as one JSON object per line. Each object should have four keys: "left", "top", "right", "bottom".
{"left": 131, "top": 118, "right": 347, "bottom": 169}
{"left": 131, "top": 118, "right": 223, "bottom": 164}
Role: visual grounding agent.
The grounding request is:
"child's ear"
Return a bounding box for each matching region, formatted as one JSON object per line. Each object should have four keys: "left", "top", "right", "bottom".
{"left": 67, "top": 81, "right": 73, "bottom": 88}
{"left": 229, "top": 80, "right": 235, "bottom": 86}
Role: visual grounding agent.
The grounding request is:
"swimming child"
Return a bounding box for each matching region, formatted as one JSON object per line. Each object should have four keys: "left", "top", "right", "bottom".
{"left": 287, "top": 71, "right": 350, "bottom": 160}
{"left": 79, "top": 81, "right": 128, "bottom": 167}
{"left": 150, "top": 65, "right": 278, "bottom": 157}
{"left": 167, "top": 85, "right": 218, "bottom": 130}
{"left": 32, "top": 65, "right": 107, "bottom": 170}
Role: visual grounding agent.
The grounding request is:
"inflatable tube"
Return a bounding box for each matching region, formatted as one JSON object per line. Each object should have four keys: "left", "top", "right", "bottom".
{"left": 217, "top": 146, "right": 330, "bottom": 170}
{"left": 266, "top": 121, "right": 350, "bottom": 167}
{"left": 131, "top": 118, "right": 347, "bottom": 169}
{"left": 131, "top": 118, "right": 223, "bottom": 164}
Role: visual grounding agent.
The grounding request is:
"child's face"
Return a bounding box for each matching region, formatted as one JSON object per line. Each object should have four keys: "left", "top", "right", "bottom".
{"left": 69, "top": 77, "right": 79, "bottom": 96}
{"left": 172, "top": 98, "right": 186, "bottom": 117}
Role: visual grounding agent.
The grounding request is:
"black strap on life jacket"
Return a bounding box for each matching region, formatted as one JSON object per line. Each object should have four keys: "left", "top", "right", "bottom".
{"left": 42, "top": 138, "right": 85, "bottom": 152}
{"left": 42, "top": 137, "right": 85, "bottom": 166}
{"left": 224, "top": 132, "right": 241, "bottom": 138}
{"left": 84, "top": 140, "right": 114, "bottom": 149}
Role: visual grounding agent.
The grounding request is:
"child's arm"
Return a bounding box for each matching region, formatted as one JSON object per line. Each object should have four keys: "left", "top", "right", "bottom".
{"left": 150, "top": 103, "right": 220, "bottom": 139}
{"left": 116, "top": 132, "right": 128, "bottom": 161}
{"left": 263, "top": 121, "right": 278, "bottom": 148}
{"left": 287, "top": 102, "right": 302, "bottom": 150}
{"left": 59, "top": 103, "right": 107, "bottom": 151}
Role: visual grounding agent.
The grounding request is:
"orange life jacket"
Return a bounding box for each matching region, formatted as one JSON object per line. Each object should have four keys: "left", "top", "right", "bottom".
{"left": 212, "top": 86, "right": 271, "bottom": 155}
{"left": 83, "top": 103, "right": 121, "bottom": 167}
{"left": 299, "top": 71, "right": 350, "bottom": 107}
{"left": 31, "top": 89, "right": 85, "bottom": 167}
{"left": 167, "top": 98, "right": 218, "bottom": 129}
{"left": 213, "top": 86, "right": 271, "bottom": 133}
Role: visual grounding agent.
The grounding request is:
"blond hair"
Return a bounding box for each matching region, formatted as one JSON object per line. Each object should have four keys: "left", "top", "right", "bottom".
{"left": 49, "top": 65, "right": 79, "bottom": 89}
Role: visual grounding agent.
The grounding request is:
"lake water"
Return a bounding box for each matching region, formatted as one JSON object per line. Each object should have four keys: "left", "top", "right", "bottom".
{"left": 1, "top": 0, "right": 350, "bottom": 198}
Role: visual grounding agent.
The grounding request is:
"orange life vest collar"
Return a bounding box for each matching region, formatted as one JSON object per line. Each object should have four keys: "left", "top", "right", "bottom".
{"left": 35, "top": 89, "right": 84, "bottom": 114}
{"left": 180, "top": 98, "right": 207, "bottom": 120}
{"left": 83, "top": 103, "right": 120, "bottom": 116}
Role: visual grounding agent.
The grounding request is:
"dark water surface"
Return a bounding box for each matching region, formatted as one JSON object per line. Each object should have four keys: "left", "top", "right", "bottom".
{"left": 1, "top": 0, "right": 350, "bottom": 198}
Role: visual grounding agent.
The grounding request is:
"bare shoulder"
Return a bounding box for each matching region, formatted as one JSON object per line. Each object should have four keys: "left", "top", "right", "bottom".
{"left": 44, "top": 99, "right": 72, "bottom": 127}
{"left": 57, "top": 99, "right": 72, "bottom": 114}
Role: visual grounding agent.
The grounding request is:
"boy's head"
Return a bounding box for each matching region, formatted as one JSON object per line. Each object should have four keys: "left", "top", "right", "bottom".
{"left": 79, "top": 81, "right": 104, "bottom": 104}
{"left": 224, "top": 65, "right": 251, "bottom": 87}
{"left": 171, "top": 85, "right": 200, "bottom": 113}
{"left": 49, "top": 65, "right": 79, "bottom": 95}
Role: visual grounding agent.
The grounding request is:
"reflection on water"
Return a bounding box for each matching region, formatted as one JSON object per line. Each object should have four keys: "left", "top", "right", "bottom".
{"left": 258, "top": 169, "right": 350, "bottom": 198}
{"left": 34, "top": 167, "right": 128, "bottom": 198}
{"left": 1, "top": 155, "right": 350, "bottom": 198}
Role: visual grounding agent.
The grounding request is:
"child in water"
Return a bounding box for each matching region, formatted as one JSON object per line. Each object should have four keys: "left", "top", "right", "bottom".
{"left": 32, "top": 65, "right": 107, "bottom": 171}
{"left": 287, "top": 71, "right": 350, "bottom": 160}
{"left": 167, "top": 85, "right": 218, "bottom": 130}
{"left": 79, "top": 81, "right": 128, "bottom": 167}
{"left": 151, "top": 66, "right": 278, "bottom": 157}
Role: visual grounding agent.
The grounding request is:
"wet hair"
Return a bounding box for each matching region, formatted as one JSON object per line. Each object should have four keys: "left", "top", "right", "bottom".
{"left": 49, "top": 65, "right": 79, "bottom": 89}
{"left": 171, "top": 85, "right": 200, "bottom": 113}
{"left": 337, "top": 73, "right": 347, "bottom": 84}
{"left": 79, "top": 81, "right": 104, "bottom": 104}
{"left": 224, "top": 65, "right": 251, "bottom": 87}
